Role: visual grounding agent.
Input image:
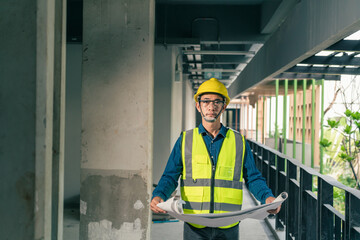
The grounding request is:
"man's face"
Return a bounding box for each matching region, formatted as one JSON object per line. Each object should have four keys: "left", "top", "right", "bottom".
{"left": 196, "top": 93, "right": 226, "bottom": 122}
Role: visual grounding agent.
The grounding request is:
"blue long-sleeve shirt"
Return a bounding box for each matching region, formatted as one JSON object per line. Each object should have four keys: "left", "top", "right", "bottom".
{"left": 152, "top": 123, "right": 274, "bottom": 204}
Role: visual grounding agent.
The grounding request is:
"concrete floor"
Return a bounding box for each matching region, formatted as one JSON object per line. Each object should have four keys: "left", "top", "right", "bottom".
{"left": 151, "top": 187, "right": 276, "bottom": 240}
{"left": 63, "top": 187, "right": 276, "bottom": 239}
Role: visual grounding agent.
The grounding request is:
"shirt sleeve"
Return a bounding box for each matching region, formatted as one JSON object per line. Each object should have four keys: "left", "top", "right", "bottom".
{"left": 152, "top": 134, "right": 183, "bottom": 201}
{"left": 243, "top": 140, "right": 274, "bottom": 204}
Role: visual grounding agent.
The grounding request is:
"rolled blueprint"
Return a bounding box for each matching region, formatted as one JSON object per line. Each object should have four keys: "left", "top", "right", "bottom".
{"left": 157, "top": 192, "right": 288, "bottom": 227}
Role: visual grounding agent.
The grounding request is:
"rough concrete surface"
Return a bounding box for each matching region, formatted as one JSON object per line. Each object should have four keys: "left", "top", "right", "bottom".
{"left": 65, "top": 187, "right": 275, "bottom": 240}
{"left": 80, "top": 171, "right": 149, "bottom": 240}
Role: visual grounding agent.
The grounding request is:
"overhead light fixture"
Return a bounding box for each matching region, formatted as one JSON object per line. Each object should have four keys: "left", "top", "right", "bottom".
{"left": 183, "top": 50, "right": 255, "bottom": 56}
{"left": 188, "top": 69, "right": 240, "bottom": 73}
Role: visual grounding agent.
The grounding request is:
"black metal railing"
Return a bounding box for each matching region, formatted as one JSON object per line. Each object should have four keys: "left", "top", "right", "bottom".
{"left": 248, "top": 139, "right": 360, "bottom": 240}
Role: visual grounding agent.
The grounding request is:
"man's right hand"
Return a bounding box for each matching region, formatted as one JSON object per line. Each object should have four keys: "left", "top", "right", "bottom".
{"left": 150, "top": 196, "right": 167, "bottom": 214}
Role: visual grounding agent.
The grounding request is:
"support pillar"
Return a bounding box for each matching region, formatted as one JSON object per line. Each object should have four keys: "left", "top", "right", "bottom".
{"left": 52, "top": 0, "right": 67, "bottom": 238}
{"left": 1, "top": 0, "right": 60, "bottom": 239}
{"left": 81, "top": 0, "right": 154, "bottom": 239}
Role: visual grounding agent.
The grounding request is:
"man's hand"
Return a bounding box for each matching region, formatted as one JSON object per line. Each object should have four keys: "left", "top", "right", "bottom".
{"left": 150, "top": 196, "right": 167, "bottom": 214}
{"left": 265, "top": 196, "right": 281, "bottom": 214}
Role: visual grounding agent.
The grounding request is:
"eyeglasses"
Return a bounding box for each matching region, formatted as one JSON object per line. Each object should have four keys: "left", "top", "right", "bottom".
{"left": 199, "top": 100, "right": 225, "bottom": 107}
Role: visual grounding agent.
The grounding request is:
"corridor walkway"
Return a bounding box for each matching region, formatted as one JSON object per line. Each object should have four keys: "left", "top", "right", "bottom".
{"left": 151, "top": 186, "right": 276, "bottom": 240}
{"left": 63, "top": 186, "right": 277, "bottom": 239}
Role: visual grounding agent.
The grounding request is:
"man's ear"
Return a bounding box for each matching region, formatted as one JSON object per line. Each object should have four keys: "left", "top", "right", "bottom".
{"left": 195, "top": 102, "right": 201, "bottom": 113}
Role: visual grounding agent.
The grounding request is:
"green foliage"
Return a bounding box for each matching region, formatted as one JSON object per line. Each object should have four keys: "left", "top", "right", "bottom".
{"left": 351, "top": 111, "right": 360, "bottom": 121}
{"left": 345, "top": 109, "right": 353, "bottom": 118}
{"left": 321, "top": 109, "right": 360, "bottom": 213}
{"left": 344, "top": 125, "right": 352, "bottom": 135}
{"left": 327, "top": 119, "right": 340, "bottom": 128}
{"left": 319, "top": 139, "right": 332, "bottom": 148}
{"left": 333, "top": 188, "right": 345, "bottom": 215}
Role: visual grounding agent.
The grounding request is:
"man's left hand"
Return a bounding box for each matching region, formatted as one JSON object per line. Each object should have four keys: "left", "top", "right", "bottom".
{"left": 265, "top": 196, "right": 281, "bottom": 214}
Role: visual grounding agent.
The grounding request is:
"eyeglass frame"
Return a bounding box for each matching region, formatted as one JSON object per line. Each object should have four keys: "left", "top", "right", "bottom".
{"left": 198, "top": 99, "right": 225, "bottom": 108}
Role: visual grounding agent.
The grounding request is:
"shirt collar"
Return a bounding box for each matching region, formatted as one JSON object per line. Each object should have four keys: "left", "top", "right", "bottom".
{"left": 198, "top": 123, "right": 228, "bottom": 138}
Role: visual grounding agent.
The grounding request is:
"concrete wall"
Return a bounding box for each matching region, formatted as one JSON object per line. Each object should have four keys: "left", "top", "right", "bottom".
{"left": 80, "top": 0, "right": 154, "bottom": 239}
{"left": 64, "top": 43, "right": 82, "bottom": 206}
{"left": 153, "top": 45, "right": 173, "bottom": 185}
{"left": 265, "top": 138, "right": 312, "bottom": 167}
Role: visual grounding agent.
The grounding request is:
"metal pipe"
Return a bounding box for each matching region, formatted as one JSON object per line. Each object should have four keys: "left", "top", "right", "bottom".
{"left": 320, "top": 79, "right": 325, "bottom": 173}
{"left": 293, "top": 79, "right": 297, "bottom": 159}
{"left": 256, "top": 100, "right": 259, "bottom": 142}
{"left": 302, "top": 80, "right": 307, "bottom": 165}
{"left": 283, "top": 79, "right": 288, "bottom": 154}
{"left": 188, "top": 69, "right": 241, "bottom": 73}
{"left": 275, "top": 80, "right": 279, "bottom": 152}
{"left": 311, "top": 79, "right": 316, "bottom": 168}
{"left": 269, "top": 97, "right": 272, "bottom": 138}
{"left": 262, "top": 96, "right": 265, "bottom": 143}
{"left": 183, "top": 50, "right": 255, "bottom": 56}
{"left": 247, "top": 99, "right": 250, "bottom": 139}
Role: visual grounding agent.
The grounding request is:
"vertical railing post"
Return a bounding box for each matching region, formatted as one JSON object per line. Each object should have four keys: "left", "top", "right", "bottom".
{"left": 317, "top": 177, "right": 333, "bottom": 239}
{"left": 345, "top": 192, "right": 360, "bottom": 239}
{"left": 286, "top": 160, "right": 298, "bottom": 239}
{"left": 276, "top": 155, "right": 285, "bottom": 231}
{"left": 299, "top": 169, "right": 314, "bottom": 239}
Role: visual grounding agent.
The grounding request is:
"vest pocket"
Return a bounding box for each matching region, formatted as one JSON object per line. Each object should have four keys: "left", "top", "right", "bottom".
{"left": 216, "top": 166, "right": 234, "bottom": 180}
{"left": 216, "top": 187, "right": 242, "bottom": 205}
{"left": 193, "top": 154, "right": 212, "bottom": 179}
{"left": 182, "top": 187, "right": 204, "bottom": 203}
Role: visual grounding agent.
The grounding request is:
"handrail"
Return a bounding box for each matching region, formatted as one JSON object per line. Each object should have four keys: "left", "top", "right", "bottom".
{"left": 250, "top": 139, "right": 360, "bottom": 198}
{"left": 248, "top": 139, "right": 360, "bottom": 240}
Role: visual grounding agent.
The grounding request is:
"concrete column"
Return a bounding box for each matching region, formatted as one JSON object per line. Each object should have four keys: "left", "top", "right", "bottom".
{"left": 183, "top": 79, "right": 196, "bottom": 131}
{"left": 153, "top": 45, "right": 172, "bottom": 185}
{"left": 81, "top": 0, "right": 154, "bottom": 239}
{"left": 0, "top": 0, "right": 57, "bottom": 239}
{"left": 171, "top": 48, "right": 184, "bottom": 146}
{"left": 52, "top": 0, "right": 67, "bottom": 238}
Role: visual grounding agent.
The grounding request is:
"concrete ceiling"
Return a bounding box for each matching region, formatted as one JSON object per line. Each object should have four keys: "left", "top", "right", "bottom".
{"left": 66, "top": 0, "right": 360, "bottom": 100}
{"left": 154, "top": 0, "right": 300, "bottom": 91}
{"left": 155, "top": 0, "right": 360, "bottom": 101}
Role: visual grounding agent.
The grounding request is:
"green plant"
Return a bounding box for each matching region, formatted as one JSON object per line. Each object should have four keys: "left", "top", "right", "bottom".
{"left": 322, "top": 110, "right": 360, "bottom": 190}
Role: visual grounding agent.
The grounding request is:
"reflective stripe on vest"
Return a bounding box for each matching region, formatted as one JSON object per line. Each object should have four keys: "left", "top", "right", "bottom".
{"left": 180, "top": 127, "right": 245, "bottom": 228}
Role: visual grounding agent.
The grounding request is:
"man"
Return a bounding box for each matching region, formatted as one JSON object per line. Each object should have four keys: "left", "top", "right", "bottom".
{"left": 151, "top": 78, "right": 281, "bottom": 239}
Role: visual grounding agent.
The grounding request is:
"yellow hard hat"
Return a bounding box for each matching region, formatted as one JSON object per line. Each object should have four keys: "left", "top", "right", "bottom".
{"left": 194, "top": 78, "right": 230, "bottom": 105}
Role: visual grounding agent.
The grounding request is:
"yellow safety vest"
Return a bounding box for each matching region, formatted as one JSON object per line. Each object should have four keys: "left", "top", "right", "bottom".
{"left": 180, "top": 127, "right": 245, "bottom": 229}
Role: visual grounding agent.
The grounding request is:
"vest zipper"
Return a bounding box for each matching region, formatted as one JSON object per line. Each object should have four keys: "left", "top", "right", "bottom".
{"left": 210, "top": 164, "right": 215, "bottom": 213}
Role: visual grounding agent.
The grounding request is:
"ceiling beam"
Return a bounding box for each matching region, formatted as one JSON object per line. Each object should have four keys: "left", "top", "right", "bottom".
{"left": 326, "top": 39, "right": 360, "bottom": 52}
{"left": 228, "top": 0, "right": 360, "bottom": 98}
{"left": 285, "top": 66, "right": 360, "bottom": 75}
{"left": 301, "top": 55, "right": 360, "bottom": 66}
{"left": 261, "top": 0, "right": 299, "bottom": 34}
{"left": 183, "top": 50, "right": 255, "bottom": 56}
{"left": 273, "top": 73, "right": 341, "bottom": 80}
{"left": 155, "top": 4, "right": 268, "bottom": 45}
{"left": 187, "top": 68, "right": 240, "bottom": 73}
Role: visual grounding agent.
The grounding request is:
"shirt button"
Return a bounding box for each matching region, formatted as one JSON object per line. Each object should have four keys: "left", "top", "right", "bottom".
{"left": 211, "top": 156, "right": 214, "bottom": 159}
{"left": 211, "top": 141, "right": 213, "bottom": 143}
